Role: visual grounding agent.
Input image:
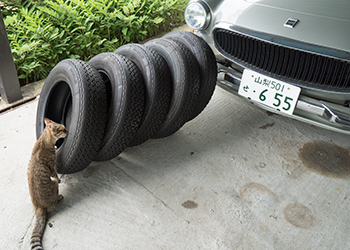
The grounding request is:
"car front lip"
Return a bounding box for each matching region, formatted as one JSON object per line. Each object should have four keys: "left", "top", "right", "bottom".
{"left": 216, "top": 64, "right": 350, "bottom": 134}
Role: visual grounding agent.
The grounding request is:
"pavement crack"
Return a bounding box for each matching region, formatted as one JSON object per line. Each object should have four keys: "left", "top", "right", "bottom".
{"left": 115, "top": 165, "right": 182, "bottom": 220}
{"left": 19, "top": 214, "right": 34, "bottom": 250}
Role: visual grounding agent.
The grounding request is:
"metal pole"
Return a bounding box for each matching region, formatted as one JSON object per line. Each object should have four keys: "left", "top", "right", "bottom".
{"left": 0, "top": 9, "right": 22, "bottom": 103}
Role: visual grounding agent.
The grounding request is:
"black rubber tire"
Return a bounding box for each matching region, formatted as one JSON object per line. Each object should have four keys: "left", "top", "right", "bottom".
{"left": 163, "top": 31, "right": 217, "bottom": 121}
{"left": 144, "top": 38, "right": 200, "bottom": 138}
{"left": 114, "top": 44, "right": 172, "bottom": 146}
{"left": 36, "top": 59, "right": 107, "bottom": 174}
{"left": 88, "top": 53, "right": 145, "bottom": 161}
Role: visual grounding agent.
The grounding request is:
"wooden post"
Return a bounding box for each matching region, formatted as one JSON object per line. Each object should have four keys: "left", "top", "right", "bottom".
{"left": 0, "top": 9, "right": 22, "bottom": 103}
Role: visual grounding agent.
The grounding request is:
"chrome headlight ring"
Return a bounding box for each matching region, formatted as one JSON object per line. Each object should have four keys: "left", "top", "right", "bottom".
{"left": 185, "top": 1, "right": 211, "bottom": 31}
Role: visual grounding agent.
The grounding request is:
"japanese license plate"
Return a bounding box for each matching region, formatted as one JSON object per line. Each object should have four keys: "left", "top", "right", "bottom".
{"left": 238, "top": 69, "right": 301, "bottom": 115}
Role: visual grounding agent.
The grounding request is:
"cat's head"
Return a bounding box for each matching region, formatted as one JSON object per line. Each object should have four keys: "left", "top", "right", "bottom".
{"left": 44, "top": 118, "right": 68, "bottom": 141}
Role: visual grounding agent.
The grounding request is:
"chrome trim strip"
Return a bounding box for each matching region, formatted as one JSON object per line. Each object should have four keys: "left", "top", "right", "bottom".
{"left": 296, "top": 100, "right": 325, "bottom": 117}
{"left": 321, "top": 103, "right": 350, "bottom": 126}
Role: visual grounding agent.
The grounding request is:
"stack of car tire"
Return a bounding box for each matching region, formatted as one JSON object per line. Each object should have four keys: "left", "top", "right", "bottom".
{"left": 36, "top": 31, "right": 217, "bottom": 174}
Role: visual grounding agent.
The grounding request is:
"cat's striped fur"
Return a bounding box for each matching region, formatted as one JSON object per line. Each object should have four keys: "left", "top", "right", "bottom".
{"left": 28, "top": 118, "right": 67, "bottom": 249}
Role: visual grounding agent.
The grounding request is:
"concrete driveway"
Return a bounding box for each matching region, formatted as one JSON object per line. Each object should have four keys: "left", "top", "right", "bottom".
{"left": 1, "top": 86, "right": 349, "bottom": 249}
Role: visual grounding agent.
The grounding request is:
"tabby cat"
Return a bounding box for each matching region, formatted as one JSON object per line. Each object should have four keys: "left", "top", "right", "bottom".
{"left": 27, "top": 118, "right": 68, "bottom": 249}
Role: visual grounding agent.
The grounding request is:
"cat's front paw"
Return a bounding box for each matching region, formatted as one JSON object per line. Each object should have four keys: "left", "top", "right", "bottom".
{"left": 50, "top": 176, "right": 59, "bottom": 183}
{"left": 58, "top": 194, "right": 63, "bottom": 202}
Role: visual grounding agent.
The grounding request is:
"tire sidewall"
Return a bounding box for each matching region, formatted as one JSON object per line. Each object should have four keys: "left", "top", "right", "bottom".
{"left": 36, "top": 59, "right": 107, "bottom": 173}
{"left": 88, "top": 52, "right": 145, "bottom": 161}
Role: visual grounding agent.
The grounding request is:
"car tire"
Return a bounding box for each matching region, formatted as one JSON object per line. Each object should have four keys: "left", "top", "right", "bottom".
{"left": 88, "top": 53, "right": 145, "bottom": 161}
{"left": 36, "top": 59, "right": 107, "bottom": 174}
{"left": 144, "top": 38, "right": 200, "bottom": 138}
{"left": 163, "top": 31, "right": 217, "bottom": 121}
{"left": 114, "top": 44, "right": 172, "bottom": 146}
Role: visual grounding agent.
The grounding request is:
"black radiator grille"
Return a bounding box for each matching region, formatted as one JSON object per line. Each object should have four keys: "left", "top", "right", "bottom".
{"left": 213, "top": 28, "right": 350, "bottom": 92}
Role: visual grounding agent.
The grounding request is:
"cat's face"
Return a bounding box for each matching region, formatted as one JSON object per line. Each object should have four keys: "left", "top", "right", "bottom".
{"left": 44, "top": 118, "right": 68, "bottom": 140}
{"left": 52, "top": 124, "right": 68, "bottom": 140}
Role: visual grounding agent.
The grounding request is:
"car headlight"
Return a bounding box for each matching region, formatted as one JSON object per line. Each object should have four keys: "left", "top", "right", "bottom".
{"left": 185, "top": 1, "right": 211, "bottom": 31}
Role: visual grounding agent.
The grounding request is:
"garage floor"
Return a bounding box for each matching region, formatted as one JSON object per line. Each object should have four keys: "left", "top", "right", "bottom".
{"left": 1, "top": 86, "right": 349, "bottom": 250}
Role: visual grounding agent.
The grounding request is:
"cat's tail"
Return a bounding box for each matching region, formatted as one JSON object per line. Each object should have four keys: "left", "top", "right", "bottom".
{"left": 30, "top": 207, "right": 47, "bottom": 250}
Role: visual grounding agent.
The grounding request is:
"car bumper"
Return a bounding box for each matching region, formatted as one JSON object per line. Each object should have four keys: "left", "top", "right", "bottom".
{"left": 216, "top": 62, "right": 350, "bottom": 134}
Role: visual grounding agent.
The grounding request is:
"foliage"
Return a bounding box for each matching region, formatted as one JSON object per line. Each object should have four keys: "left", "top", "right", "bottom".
{"left": 3, "top": 0, "right": 188, "bottom": 85}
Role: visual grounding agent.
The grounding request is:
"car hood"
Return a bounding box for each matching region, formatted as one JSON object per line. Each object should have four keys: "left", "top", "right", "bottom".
{"left": 214, "top": 0, "right": 350, "bottom": 52}
{"left": 245, "top": 0, "right": 349, "bottom": 20}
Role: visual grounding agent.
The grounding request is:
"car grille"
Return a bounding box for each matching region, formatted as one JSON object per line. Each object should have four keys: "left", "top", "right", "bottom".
{"left": 213, "top": 28, "right": 350, "bottom": 92}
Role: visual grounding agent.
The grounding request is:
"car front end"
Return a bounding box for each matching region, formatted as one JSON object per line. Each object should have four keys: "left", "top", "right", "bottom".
{"left": 185, "top": 0, "right": 350, "bottom": 134}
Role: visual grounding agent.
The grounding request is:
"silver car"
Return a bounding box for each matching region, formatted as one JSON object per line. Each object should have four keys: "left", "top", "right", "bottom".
{"left": 184, "top": 0, "right": 350, "bottom": 134}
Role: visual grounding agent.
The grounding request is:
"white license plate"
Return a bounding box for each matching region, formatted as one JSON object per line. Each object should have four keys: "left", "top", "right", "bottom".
{"left": 238, "top": 69, "right": 301, "bottom": 115}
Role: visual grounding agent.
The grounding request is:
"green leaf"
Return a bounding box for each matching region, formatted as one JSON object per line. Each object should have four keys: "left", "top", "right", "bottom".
{"left": 122, "top": 27, "right": 128, "bottom": 36}
{"left": 153, "top": 17, "right": 164, "bottom": 24}
{"left": 97, "top": 38, "right": 108, "bottom": 45}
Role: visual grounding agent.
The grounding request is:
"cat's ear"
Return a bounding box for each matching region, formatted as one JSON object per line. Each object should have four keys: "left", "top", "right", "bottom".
{"left": 44, "top": 118, "right": 53, "bottom": 130}
{"left": 44, "top": 118, "right": 51, "bottom": 125}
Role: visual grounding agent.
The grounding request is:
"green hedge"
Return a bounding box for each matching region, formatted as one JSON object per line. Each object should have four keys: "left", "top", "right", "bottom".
{"left": 3, "top": 0, "right": 188, "bottom": 85}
